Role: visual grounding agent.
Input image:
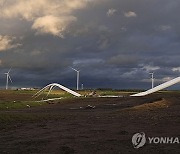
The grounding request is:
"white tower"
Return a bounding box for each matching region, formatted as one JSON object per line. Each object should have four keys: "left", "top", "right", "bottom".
{"left": 71, "top": 67, "right": 80, "bottom": 90}
{"left": 149, "top": 72, "right": 154, "bottom": 89}
{"left": 5, "top": 69, "right": 12, "bottom": 90}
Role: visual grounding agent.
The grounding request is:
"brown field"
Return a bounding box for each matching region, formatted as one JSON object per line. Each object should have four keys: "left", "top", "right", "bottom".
{"left": 0, "top": 91, "right": 180, "bottom": 154}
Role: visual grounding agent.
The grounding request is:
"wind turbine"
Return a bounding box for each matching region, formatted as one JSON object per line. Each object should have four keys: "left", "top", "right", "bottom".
{"left": 149, "top": 72, "right": 154, "bottom": 89}
{"left": 5, "top": 69, "right": 12, "bottom": 90}
{"left": 70, "top": 67, "right": 80, "bottom": 90}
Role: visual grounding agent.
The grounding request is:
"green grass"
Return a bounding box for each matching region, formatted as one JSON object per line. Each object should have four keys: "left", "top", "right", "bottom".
{"left": 43, "top": 92, "right": 74, "bottom": 98}
{"left": 0, "top": 89, "right": 179, "bottom": 111}
{"left": 0, "top": 89, "right": 79, "bottom": 110}
{"left": 98, "top": 90, "right": 119, "bottom": 96}
{"left": 0, "top": 101, "right": 47, "bottom": 110}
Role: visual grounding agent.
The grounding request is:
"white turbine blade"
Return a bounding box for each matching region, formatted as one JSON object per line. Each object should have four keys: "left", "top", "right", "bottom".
{"left": 70, "top": 67, "right": 78, "bottom": 72}
{"left": 131, "top": 76, "right": 180, "bottom": 97}
{"left": 46, "top": 85, "right": 54, "bottom": 97}
{"left": 8, "top": 68, "right": 11, "bottom": 74}
{"left": 33, "top": 83, "right": 81, "bottom": 98}
{"left": 8, "top": 75, "right": 13, "bottom": 83}
{"left": 52, "top": 83, "right": 81, "bottom": 97}
{"left": 32, "top": 84, "right": 51, "bottom": 98}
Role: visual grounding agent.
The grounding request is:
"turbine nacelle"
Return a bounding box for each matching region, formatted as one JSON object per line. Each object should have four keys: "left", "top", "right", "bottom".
{"left": 70, "top": 67, "right": 80, "bottom": 72}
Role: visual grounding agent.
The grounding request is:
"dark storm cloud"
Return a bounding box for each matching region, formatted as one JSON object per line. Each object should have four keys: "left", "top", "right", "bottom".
{"left": 107, "top": 54, "right": 139, "bottom": 67}
{"left": 0, "top": 0, "right": 179, "bottom": 89}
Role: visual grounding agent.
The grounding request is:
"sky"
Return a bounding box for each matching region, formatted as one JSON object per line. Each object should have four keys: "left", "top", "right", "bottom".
{"left": 0, "top": 0, "right": 180, "bottom": 90}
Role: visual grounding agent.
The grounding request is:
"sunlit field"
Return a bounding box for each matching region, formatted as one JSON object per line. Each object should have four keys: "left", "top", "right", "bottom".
{"left": 0, "top": 89, "right": 179, "bottom": 110}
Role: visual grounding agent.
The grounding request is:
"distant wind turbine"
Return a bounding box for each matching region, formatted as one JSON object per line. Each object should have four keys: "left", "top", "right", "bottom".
{"left": 70, "top": 67, "right": 80, "bottom": 90}
{"left": 149, "top": 72, "right": 154, "bottom": 89}
{"left": 5, "top": 69, "right": 12, "bottom": 90}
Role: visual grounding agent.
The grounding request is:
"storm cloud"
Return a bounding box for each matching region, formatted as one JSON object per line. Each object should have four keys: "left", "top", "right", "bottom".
{"left": 0, "top": 0, "right": 179, "bottom": 89}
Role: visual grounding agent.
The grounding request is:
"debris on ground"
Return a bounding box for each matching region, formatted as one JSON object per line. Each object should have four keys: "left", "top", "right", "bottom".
{"left": 26, "top": 104, "right": 30, "bottom": 108}
{"left": 88, "top": 91, "right": 98, "bottom": 97}
{"left": 85, "top": 105, "right": 96, "bottom": 109}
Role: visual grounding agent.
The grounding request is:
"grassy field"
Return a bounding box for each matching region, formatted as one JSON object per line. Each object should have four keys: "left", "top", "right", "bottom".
{"left": 0, "top": 89, "right": 179, "bottom": 110}
{"left": 0, "top": 89, "right": 126, "bottom": 110}
{"left": 0, "top": 90, "right": 64, "bottom": 110}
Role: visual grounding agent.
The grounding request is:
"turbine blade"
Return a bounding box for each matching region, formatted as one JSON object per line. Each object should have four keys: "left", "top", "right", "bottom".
{"left": 71, "top": 67, "right": 77, "bottom": 72}
{"left": 8, "top": 68, "right": 11, "bottom": 74}
{"left": 8, "top": 75, "right": 13, "bottom": 83}
{"left": 70, "top": 67, "right": 78, "bottom": 72}
{"left": 46, "top": 85, "right": 54, "bottom": 97}
{"left": 71, "top": 67, "right": 80, "bottom": 72}
{"left": 32, "top": 84, "right": 51, "bottom": 98}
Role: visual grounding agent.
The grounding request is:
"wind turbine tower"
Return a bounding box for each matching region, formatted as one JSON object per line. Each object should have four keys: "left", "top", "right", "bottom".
{"left": 71, "top": 67, "right": 80, "bottom": 90}
{"left": 5, "top": 69, "right": 12, "bottom": 90}
{"left": 149, "top": 72, "right": 154, "bottom": 89}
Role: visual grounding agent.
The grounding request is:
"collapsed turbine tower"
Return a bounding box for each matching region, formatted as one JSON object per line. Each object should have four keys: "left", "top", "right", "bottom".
{"left": 33, "top": 83, "right": 81, "bottom": 98}
{"left": 131, "top": 76, "right": 180, "bottom": 97}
